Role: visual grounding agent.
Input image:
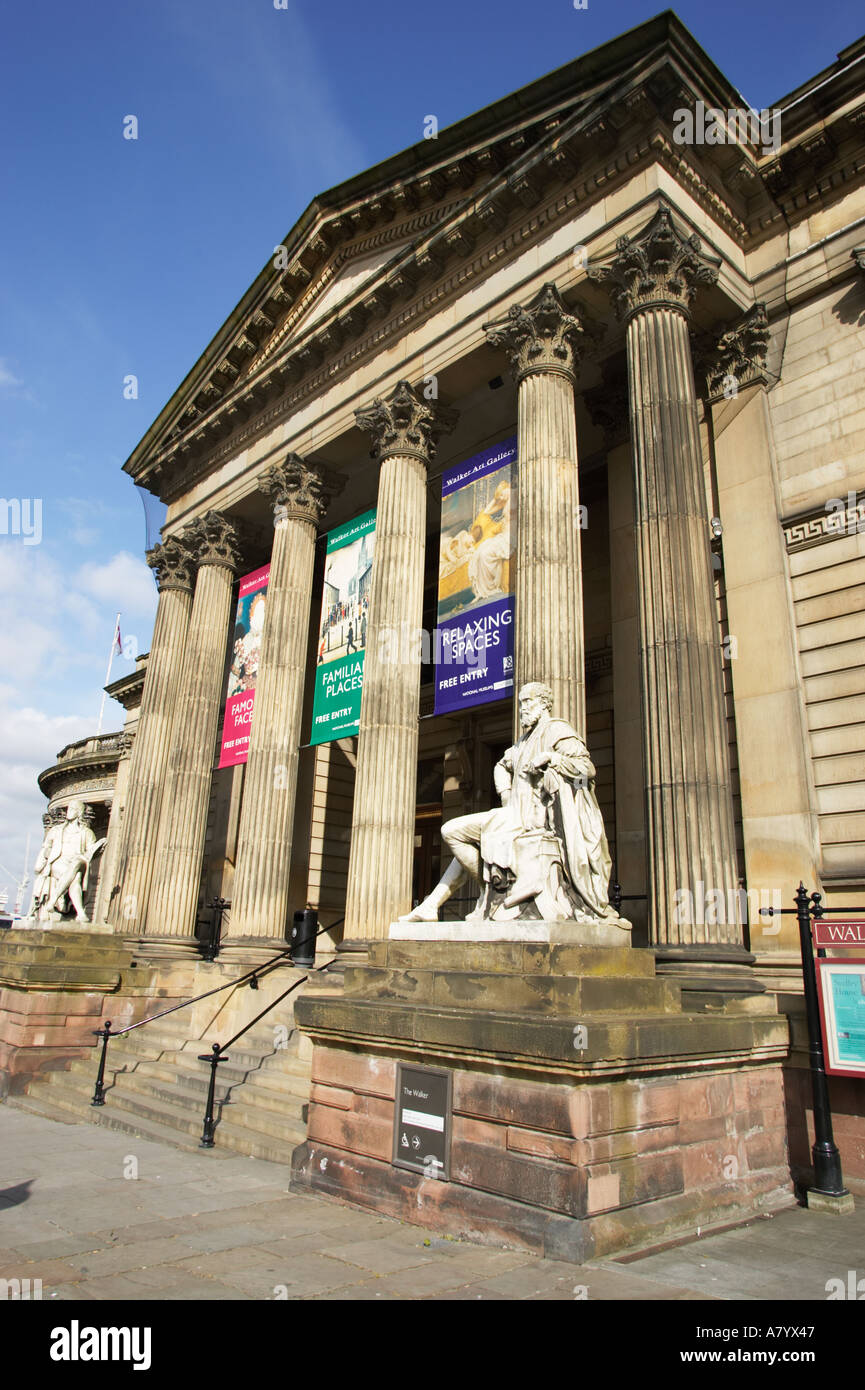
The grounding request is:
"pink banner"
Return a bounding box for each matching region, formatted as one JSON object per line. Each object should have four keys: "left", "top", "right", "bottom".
{"left": 218, "top": 563, "right": 270, "bottom": 768}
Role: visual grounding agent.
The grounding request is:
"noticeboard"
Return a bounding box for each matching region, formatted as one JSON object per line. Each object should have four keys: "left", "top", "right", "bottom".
{"left": 392, "top": 1063, "right": 452, "bottom": 1180}
{"left": 816, "top": 956, "right": 865, "bottom": 1079}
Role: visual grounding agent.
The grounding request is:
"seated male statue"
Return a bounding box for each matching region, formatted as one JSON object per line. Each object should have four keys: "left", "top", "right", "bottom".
{"left": 402, "top": 682, "right": 627, "bottom": 925}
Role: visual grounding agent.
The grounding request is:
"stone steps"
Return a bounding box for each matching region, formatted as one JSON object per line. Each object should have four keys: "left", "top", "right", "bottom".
{"left": 12, "top": 1005, "right": 313, "bottom": 1162}
{"left": 11, "top": 1088, "right": 233, "bottom": 1156}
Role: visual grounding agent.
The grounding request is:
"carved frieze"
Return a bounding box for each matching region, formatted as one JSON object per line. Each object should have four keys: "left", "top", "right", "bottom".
{"left": 783, "top": 492, "right": 865, "bottom": 553}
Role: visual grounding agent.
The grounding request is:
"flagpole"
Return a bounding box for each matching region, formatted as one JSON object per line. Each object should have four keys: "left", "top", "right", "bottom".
{"left": 97, "top": 612, "right": 122, "bottom": 736}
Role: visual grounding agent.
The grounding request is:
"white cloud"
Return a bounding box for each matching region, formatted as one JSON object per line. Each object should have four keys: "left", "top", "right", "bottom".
{"left": 76, "top": 550, "right": 158, "bottom": 622}
{"left": 0, "top": 358, "right": 24, "bottom": 390}
{"left": 0, "top": 542, "right": 157, "bottom": 907}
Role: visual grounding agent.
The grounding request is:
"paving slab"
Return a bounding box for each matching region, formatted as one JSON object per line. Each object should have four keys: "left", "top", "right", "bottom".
{"left": 1, "top": 1105, "right": 862, "bottom": 1302}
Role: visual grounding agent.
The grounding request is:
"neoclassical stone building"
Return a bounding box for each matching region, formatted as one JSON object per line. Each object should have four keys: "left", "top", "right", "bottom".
{"left": 4, "top": 14, "right": 864, "bottom": 1242}
{"left": 114, "top": 14, "right": 864, "bottom": 968}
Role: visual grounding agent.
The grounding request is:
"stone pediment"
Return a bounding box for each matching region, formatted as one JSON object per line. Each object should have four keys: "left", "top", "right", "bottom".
{"left": 124, "top": 13, "right": 865, "bottom": 505}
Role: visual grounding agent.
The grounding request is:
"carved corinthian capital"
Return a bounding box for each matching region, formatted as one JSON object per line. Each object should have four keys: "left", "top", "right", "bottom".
{"left": 699, "top": 303, "right": 770, "bottom": 399}
{"left": 587, "top": 203, "right": 720, "bottom": 321}
{"left": 182, "top": 510, "right": 243, "bottom": 572}
{"left": 355, "top": 379, "right": 458, "bottom": 465}
{"left": 258, "top": 454, "right": 340, "bottom": 528}
{"left": 146, "top": 534, "right": 197, "bottom": 593}
{"left": 483, "top": 282, "right": 585, "bottom": 384}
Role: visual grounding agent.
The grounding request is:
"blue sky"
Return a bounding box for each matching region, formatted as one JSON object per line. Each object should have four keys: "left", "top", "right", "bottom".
{"left": 0, "top": 0, "right": 862, "bottom": 904}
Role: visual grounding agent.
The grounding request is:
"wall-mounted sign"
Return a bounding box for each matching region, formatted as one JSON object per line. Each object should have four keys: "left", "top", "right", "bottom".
{"left": 392, "top": 1063, "right": 452, "bottom": 1179}
{"left": 310, "top": 508, "right": 376, "bottom": 746}
{"left": 218, "top": 563, "right": 270, "bottom": 768}
{"left": 816, "top": 956, "right": 865, "bottom": 1078}
{"left": 813, "top": 919, "right": 865, "bottom": 948}
{"left": 434, "top": 437, "right": 517, "bottom": 716}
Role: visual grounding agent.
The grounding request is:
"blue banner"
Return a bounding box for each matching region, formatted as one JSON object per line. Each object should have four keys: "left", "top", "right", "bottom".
{"left": 434, "top": 437, "right": 516, "bottom": 716}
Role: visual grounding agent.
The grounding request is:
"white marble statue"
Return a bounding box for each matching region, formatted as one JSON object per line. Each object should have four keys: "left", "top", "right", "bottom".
{"left": 403, "top": 682, "right": 627, "bottom": 926}
{"left": 28, "top": 801, "right": 106, "bottom": 925}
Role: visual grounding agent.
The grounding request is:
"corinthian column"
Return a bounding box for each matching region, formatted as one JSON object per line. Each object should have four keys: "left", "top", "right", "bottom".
{"left": 589, "top": 204, "right": 742, "bottom": 951}
{"left": 343, "top": 381, "right": 457, "bottom": 940}
{"left": 227, "top": 457, "right": 339, "bottom": 944}
{"left": 107, "top": 535, "right": 196, "bottom": 932}
{"left": 484, "top": 283, "right": 587, "bottom": 735}
{"left": 148, "top": 512, "right": 242, "bottom": 943}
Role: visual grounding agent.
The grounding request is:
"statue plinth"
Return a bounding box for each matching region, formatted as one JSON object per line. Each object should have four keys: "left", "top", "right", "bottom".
{"left": 292, "top": 936, "right": 792, "bottom": 1261}
{"left": 389, "top": 917, "right": 632, "bottom": 947}
{"left": 15, "top": 916, "right": 114, "bottom": 934}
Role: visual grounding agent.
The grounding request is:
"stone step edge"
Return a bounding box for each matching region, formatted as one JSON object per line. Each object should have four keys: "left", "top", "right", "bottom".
{"left": 20, "top": 1082, "right": 306, "bottom": 1155}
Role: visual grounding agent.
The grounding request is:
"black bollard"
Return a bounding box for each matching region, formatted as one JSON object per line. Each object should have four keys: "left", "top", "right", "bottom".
{"left": 290, "top": 907, "right": 318, "bottom": 968}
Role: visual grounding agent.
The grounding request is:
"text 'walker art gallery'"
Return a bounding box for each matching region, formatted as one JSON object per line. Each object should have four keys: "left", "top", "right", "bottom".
{"left": 3, "top": 11, "right": 865, "bottom": 1263}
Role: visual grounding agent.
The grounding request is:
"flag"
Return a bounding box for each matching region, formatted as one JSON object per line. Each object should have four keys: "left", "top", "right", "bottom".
{"left": 113, "top": 617, "right": 123, "bottom": 657}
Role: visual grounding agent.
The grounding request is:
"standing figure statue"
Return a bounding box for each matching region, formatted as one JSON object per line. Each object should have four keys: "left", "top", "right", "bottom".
{"left": 403, "top": 683, "right": 627, "bottom": 926}
{"left": 29, "top": 801, "right": 106, "bottom": 924}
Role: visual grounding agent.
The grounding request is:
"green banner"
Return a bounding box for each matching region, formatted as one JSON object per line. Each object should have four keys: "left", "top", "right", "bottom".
{"left": 310, "top": 508, "right": 376, "bottom": 745}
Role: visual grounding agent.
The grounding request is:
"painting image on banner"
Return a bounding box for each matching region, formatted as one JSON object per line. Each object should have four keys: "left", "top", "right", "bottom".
{"left": 435, "top": 437, "right": 516, "bottom": 715}
{"left": 310, "top": 508, "right": 376, "bottom": 745}
{"left": 218, "top": 563, "right": 270, "bottom": 768}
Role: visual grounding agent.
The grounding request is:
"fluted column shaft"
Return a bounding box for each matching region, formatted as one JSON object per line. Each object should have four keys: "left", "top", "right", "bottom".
{"left": 485, "top": 282, "right": 587, "bottom": 737}
{"left": 107, "top": 539, "right": 195, "bottom": 931}
{"left": 626, "top": 307, "right": 740, "bottom": 946}
{"left": 590, "top": 202, "right": 741, "bottom": 948}
{"left": 229, "top": 459, "right": 335, "bottom": 941}
{"left": 515, "top": 369, "right": 585, "bottom": 733}
{"left": 344, "top": 380, "right": 457, "bottom": 939}
{"left": 148, "top": 514, "right": 241, "bottom": 939}
{"left": 344, "top": 452, "right": 426, "bottom": 937}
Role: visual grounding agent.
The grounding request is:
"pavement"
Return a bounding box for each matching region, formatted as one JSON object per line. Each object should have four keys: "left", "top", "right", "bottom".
{"left": 1, "top": 1106, "right": 862, "bottom": 1301}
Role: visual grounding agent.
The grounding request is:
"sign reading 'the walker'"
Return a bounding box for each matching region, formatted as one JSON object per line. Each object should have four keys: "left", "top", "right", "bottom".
{"left": 218, "top": 563, "right": 270, "bottom": 768}
{"left": 310, "top": 508, "right": 376, "bottom": 746}
{"left": 392, "top": 1063, "right": 452, "bottom": 1179}
{"left": 434, "top": 437, "right": 517, "bottom": 716}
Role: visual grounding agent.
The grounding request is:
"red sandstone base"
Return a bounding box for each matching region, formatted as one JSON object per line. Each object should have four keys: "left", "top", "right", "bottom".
{"left": 292, "top": 1043, "right": 793, "bottom": 1261}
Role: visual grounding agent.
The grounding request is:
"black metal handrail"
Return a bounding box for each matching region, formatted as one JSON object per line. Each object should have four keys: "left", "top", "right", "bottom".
{"left": 198, "top": 922, "right": 343, "bottom": 1147}
{"left": 90, "top": 945, "right": 296, "bottom": 1106}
